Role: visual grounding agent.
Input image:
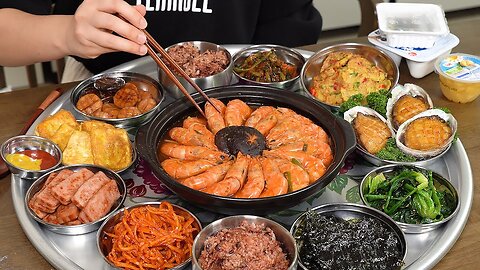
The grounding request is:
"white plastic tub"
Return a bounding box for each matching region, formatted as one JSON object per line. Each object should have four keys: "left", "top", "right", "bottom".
{"left": 376, "top": 3, "right": 449, "bottom": 49}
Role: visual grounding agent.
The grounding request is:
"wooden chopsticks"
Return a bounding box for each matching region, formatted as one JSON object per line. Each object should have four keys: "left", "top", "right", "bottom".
{"left": 141, "top": 30, "right": 223, "bottom": 117}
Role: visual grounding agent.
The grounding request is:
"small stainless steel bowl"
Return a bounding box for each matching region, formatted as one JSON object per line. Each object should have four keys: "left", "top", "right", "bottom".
{"left": 192, "top": 215, "right": 298, "bottom": 270}
{"left": 291, "top": 203, "right": 407, "bottom": 270}
{"left": 97, "top": 202, "right": 202, "bottom": 270}
{"left": 70, "top": 71, "right": 164, "bottom": 127}
{"left": 25, "top": 164, "right": 127, "bottom": 235}
{"left": 159, "top": 41, "right": 233, "bottom": 98}
{"left": 1, "top": 135, "right": 62, "bottom": 179}
{"left": 360, "top": 164, "right": 460, "bottom": 234}
{"left": 232, "top": 44, "right": 306, "bottom": 90}
{"left": 300, "top": 43, "right": 399, "bottom": 110}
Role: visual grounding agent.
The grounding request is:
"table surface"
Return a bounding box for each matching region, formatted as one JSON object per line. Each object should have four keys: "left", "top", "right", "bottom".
{"left": 1, "top": 17, "right": 478, "bottom": 270}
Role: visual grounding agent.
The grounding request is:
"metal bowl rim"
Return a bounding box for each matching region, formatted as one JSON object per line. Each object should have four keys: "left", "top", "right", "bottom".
{"left": 96, "top": 201, "right": 202, "bottom": 270}
{"left": 1, "top": 135, "right": 63, "bottom": 174}
{"left": 24, "top": 164, "right": 127, "bottom": 233}
{"left": 231, "top": 44, "right": 306, "bottom": 86}
{"left": 162, "top": 40, "right": 233, "bottom": 80}
{"left": 70, "top": 71, "right": 165, "bottom": 123}
{"left": 359, "top": 164, "right": 461, "bottom": 231}
{"left": 290, "top": 202, "right": 407, "bottom": 268}
{"left": 300, "top": 42, "right": 400, "bottom": 109}
{"left": 191, "top": 214, "right": 298, "bottom": 269}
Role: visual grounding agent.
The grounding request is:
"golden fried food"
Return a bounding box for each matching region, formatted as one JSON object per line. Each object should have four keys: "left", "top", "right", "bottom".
{"left": 90, "top": 128, "right": 132, "bottom": 171}
{"left": 117, "top": 107, "right": 141, "bottom": 118}
{"left": 404, "top": 116, "right": 452, "bottom": 151}
{"left": 35, "top": 109, "right": 78, "bottom": 139}
{"left": 62, "top": 131, "right": 94, "bottom": 165}
{"left": 392, "top": 95, "right": 429, "bottom": 129}
{"left": 353, "top": 113, "right": 391, "bottom": 154}
{"left": 49, "top": 123, "right": 79, "bottom": 151}
{"left": 80, "top": 120, "right": 115, "bottom": 133}
{"left": 93, "top": 110, "right": 110, "bottom": 118}
{"left": 309, "top": 52, "right": 391, "bottom": 106}
{"left": 102, "top": 103, "right": 120, "bottom": 118}
{"left": 137, "top": 98, "right": 157, "bottom": 113}
{"left": 113, "top": 86, "right": 139, "bottom": 108}
{"left": 77, "top": 93, "right": 103, "bottom": 115}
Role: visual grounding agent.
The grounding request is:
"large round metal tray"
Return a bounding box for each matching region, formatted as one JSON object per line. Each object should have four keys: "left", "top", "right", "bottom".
{"left": 11, "top": 45, "right": 473, "bottom": 270}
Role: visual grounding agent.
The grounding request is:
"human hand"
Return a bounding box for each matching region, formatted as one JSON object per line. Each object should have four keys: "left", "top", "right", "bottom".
{"left": 65, "top": 0, "right": 148, "bottom": 58}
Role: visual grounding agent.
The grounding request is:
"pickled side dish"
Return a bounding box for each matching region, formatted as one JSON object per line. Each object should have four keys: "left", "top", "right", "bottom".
{"left": 294, "top": 211, "right": 404, "bottom": 270}
{"left": 234, "top": 49, "right": 298, "bottom": 83}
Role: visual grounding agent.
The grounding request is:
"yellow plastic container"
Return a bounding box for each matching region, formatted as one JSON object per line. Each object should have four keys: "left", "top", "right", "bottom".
{"left": 434, "top": 53, "right": 480, "bottom": 103}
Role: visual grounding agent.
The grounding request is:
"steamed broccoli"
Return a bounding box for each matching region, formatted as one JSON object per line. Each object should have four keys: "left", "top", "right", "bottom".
{"left": 339, "top": 93, "right": 364, "bottom": 114}
{"left": 366, "top": 89, "right": 391, "bottom": 117}
{"left": 376, "top": 138, "right": 416, "bottom": 162}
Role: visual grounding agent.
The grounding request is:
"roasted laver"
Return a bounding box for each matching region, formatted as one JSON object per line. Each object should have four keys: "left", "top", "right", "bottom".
{"left": 353, "top": 113, "right": 391, "bottom": 154}
{"left": 392, "top": 95, "right": 429, "bottom": 129}
{"left": 404, "top": 116, "right": 452, "bottom": 151}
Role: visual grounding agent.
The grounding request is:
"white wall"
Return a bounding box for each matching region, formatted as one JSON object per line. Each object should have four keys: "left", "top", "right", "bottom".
{"left": 312, "top": 0, "right": 480, "bottom": 31}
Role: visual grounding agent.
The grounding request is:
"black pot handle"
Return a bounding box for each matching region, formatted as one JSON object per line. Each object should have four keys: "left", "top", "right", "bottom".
{"left": 336, "top": 116, "right": 357, "bottom": 154}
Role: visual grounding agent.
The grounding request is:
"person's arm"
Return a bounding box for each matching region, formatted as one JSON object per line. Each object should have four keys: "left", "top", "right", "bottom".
{"left": 0, "top": 0, "right": 148, "bottom": 67}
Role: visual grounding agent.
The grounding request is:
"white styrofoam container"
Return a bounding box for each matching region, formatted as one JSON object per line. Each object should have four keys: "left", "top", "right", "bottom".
{"left": 376, "top": 3, "right": 450, "bottom": 48}
{"left": 368, "top": 30, "right": 459, "bottom": 78}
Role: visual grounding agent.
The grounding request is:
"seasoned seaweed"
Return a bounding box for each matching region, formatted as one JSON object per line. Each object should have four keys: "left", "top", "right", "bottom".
{"left": 294, "top": 211, "right": 404, "bottom": 270}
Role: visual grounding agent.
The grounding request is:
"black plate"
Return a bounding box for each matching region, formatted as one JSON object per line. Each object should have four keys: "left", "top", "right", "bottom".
{"left": 135, "top": 85, "right": 356, "bottom": 215}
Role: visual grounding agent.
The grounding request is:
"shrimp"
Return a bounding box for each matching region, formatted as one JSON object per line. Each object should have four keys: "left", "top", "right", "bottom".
{"left": 102, "top": 103, "right": 120, "bottom": 118}
{"left": 259, "top": 157, "right": 288, "bottom": 197}
{"left": 274, "top": 158, "right": 310, "bottom": 191}
{"left": 205, "top": 98, "right": 226, "bottom": 134}
{"left": 182, "top": 161, "right": 232, "bottom": 190}
{"left": 263, "top": 150, "right": 326, "bottom": 184}
{"left": 117, "top": 107, "right": 141, "bottom": 118}
{"left": 254, "top": 112, "right": 278, "bottom": 136}
{"left": 159, "top": 142, "right": 228, "bottom": 162}
{"left": 183, "top": 116, "right": 207, "bottom": 128}
{"left": 224, "top": 99, "right": 253, "bottom": 126}
{"left": 203, "top": 153, "right": 250, "bottom": 196}
{"left": 245, "top": 106, "right": 275, "bottom": 127}
{"left": 113, "top": 86, "right": 139, "bottom": 108}
{"left": 234, "top": 157, "right": 265, "bottom": 198}
{"left": 137, "top": 98, "right": 157, "bottom": 113}
{"left": 272, "top": 140, "right": 333, "bottom": 166}
{"left": 169, "top": 123, "right": 215, "bottom": 149}
{"left": 161, "top": 158, "right": 216, "bottom": 179}
{"left": 76, "top": 93, "right": 103, "bottom": 115}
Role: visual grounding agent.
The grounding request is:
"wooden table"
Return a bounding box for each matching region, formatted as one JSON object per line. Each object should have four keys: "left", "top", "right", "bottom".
{"left": 1, "top": 17, "right": 479, "bottom": 270}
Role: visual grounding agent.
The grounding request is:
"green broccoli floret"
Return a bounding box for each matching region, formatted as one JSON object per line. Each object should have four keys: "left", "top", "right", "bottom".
{"left": 339, "top": 93, "right": 364, "bottom": 114}
{"left": 434, "top": 107, "right": 451, "bottom": 114}
{"left": 375, "top": 138, "right": 416, "bottom": 162}
{"left": 366, "top": 89, "right": 391, "bottom": 117}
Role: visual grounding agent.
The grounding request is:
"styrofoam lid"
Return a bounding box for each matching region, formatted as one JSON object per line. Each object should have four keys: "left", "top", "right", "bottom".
{"left": 376, "top": 3, "right": 449, "bottom": 35}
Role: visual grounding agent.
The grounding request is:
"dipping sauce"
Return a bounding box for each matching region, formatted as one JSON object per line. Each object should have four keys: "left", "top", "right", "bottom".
{"left": 6, "top": 150, "right": 57, "bottom": 170}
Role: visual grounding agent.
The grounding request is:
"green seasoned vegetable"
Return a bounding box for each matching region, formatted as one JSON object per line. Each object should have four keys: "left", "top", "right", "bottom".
{"left": 363, "top": 168, "right": 456, "bottom": 224}
{"left": 366, "top": 89, "right": 391, "bottom": 117}
{"left": 339, "top": 93, "right": 364, "bottom": 113}
{"left": 375, "top": 138, "right": 416, "bottom": 162}
{"left": 294, "top": 211, "right": 404, "bottom": 270}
